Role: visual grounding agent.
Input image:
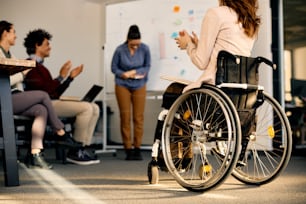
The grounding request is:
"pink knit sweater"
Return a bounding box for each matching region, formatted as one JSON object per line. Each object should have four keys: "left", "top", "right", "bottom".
{"left": 184, "top": 6, "right": 256, "bottom": 92}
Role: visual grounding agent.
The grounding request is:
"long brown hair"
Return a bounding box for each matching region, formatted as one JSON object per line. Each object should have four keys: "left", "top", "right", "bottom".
{"left": 220, "top": 0, "right": 261, "bottom": 37}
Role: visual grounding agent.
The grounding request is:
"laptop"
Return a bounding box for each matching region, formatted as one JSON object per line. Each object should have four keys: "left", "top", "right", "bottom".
{"left": 60, "top": 84, "right": 103, "bottom": 102}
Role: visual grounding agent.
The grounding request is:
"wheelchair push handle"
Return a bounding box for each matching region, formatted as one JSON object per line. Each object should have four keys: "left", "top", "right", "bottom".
{"left": 255, "top": 56, "right": 277, "bottom": 70}
{"left": 218, "top": 50, "right": 276, "bottom": 70}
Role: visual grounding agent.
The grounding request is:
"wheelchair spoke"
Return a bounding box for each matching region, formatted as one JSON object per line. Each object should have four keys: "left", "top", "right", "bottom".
{"left": 232, "top": 92, "right": 291, "bottom": 185}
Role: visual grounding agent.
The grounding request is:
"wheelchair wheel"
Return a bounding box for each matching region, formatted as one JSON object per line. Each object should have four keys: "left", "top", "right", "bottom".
{"left": 232, "top": 92, "right": 292, "bottom": 185}
{"left": 161, "top": 85, "right": 241, "bottom": 192}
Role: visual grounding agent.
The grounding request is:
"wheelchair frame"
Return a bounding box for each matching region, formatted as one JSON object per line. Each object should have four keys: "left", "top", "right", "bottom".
{"left": 147, "top": 51, "right": 292, "bottom": 192}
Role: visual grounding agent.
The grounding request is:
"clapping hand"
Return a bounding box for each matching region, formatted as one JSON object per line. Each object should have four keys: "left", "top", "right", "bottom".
{"left": 59, "top": 60, "right": 72, "bottom": 78}
{"left": 70, "top": 64, "right": 84, "bottom": 79}
{"left": 175, "top": 30, "right": 198, "bottom": 49}
{"left": 175, "top": 30, "right": 191, "bottom": 50}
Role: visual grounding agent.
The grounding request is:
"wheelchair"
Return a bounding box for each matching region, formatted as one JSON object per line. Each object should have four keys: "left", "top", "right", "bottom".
{"left": 147, "top": 50, "right": 292, "bottom": 192}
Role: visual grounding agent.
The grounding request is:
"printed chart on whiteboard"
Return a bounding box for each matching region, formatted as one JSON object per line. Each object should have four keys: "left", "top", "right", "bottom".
{"left": 104, "top": 0, "right": 218, "bottom": 92}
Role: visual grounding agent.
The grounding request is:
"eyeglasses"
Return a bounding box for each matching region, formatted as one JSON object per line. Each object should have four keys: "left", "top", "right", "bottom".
{"left": 128, "top": 39, "right": 141, "bottom": 49}
{"left": 128, "top": 43, "right": 140, "bottom": 49}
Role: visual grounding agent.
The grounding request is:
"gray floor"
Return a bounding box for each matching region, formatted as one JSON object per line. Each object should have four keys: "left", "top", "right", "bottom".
{"left": 1, "top": 148, "right": 306, "bottom": 204}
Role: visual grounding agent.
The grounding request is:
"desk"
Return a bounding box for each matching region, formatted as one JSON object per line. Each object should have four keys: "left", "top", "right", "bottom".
{"left": 0, "top": 58, "right": 35, "bottom": 186}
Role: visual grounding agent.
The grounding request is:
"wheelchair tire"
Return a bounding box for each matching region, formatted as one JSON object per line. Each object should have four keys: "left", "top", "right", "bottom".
{"left": 161, "top": 85, "right": 242, "bottom": 192}
{"left": 232, "top": 92, "right": 292, "bottom": 185}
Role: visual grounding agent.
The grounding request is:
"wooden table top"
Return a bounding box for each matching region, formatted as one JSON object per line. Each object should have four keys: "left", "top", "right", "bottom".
{"left": 0, "top": 58, "right": 35, "bottom": 75}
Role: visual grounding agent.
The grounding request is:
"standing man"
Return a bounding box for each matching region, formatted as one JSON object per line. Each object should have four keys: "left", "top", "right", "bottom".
{"left": 23, "top": 29, "right": 100, "bottom": 165}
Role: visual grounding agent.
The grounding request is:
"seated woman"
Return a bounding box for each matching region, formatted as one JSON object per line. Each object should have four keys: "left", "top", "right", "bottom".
{"left": 0, "top": 20, "right": 81, "bottom": 169}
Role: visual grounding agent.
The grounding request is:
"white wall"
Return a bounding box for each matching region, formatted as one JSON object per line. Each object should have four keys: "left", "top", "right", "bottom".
{"left": 294, "top": 47, "right": 306, "bottom": 79}
{"left": 0, "top": 0, "right": 104, "bottom": 98}
{"left": 252, "top": 0, "right": 274, "bottom": 95}
{"left": 284, "top": 50, "right": 292, "bottom": 101}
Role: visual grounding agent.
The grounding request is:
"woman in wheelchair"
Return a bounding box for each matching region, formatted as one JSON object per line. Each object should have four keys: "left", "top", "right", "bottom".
{"left": 153, "top": 0, "right": 260, "bottom": 148}
{"left": 149, "top": 0, "right": 262, "bottom": 183}
{"left": 149, "top": 0, "right": 291, "bottom": 192}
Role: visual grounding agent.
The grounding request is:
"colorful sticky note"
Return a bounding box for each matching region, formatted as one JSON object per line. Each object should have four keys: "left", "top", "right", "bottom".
{"left": 171, "top": 32, "right": 178, "bottom": 38}
{"left": 173, "top": 5, "right": 180, "bottom": 13}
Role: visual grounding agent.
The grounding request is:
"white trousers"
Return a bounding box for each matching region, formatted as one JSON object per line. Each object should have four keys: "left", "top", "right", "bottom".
{"left": 52, "top": 100, "right": 100, "bottom": 146}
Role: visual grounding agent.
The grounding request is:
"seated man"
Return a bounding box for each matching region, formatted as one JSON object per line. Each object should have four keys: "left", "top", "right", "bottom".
{"left": 23, "top": 29, "right": 100, "bottom": 165}
{"left": 0, "top": 20, "right": 81, "bottom": 169}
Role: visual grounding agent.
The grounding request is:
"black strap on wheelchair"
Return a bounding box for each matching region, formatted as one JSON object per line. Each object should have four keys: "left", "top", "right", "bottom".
{"left": 252, "top": 89, "right": 264, "bottom": 108}
{"left": 216, "top": 51, "right": 239, "bottom": 85}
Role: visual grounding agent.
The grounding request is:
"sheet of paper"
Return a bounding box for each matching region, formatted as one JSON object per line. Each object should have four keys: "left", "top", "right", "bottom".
{"left": 160, "top": 75, "right": 193, "bottom": 85}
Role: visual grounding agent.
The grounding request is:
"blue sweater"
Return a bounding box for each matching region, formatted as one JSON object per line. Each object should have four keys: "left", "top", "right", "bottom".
{"left": 111, "top": 42, "right": 151, "bottom": 90}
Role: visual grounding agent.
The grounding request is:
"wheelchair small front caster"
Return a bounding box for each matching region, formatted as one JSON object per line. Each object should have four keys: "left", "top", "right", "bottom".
{"left": 148, "top": 160, "right": 159, "bottom": 184}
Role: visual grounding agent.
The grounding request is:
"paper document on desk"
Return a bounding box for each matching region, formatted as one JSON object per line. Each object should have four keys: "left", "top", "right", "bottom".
{"left": 160, "top": 75, "right": 193, "bottom": 85}
{"left": 0, "top": 58, "right": 35, "bottom": 67}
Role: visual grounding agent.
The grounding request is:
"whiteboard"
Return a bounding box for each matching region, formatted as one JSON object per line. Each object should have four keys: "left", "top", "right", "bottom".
{"left": 104, "top": 0, "right": 218, "bottom": 92}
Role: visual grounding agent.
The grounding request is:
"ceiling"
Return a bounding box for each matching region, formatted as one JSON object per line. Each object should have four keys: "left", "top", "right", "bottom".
{"left": 284, "top": 0, "right": 306, "bottom": 50}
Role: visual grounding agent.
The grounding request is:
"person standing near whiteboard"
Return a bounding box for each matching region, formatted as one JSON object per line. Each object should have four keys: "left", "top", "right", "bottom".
{"left": 111, "top": 25, "right": 151, "bottom": 160}
{"left": 175, "top": 0, "right": 261, "bottom": 92}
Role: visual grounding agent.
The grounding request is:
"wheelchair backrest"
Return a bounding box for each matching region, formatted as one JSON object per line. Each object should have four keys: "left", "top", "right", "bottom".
{"left": 216, "top": 50, "right": 259, "bottom": 86}
{"left": 215, "top": 51, "right": 261, "bottom": 130}
{"left": 216, "top": 50, "right": 261, "bottom": 109}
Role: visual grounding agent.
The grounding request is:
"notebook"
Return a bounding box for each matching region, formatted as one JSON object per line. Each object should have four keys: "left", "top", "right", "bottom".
{"left": 60, "top": 84, "right": 103, "bottom": 102}
{"left": 160, "top": 75, "right": 193, "bottom": 85}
